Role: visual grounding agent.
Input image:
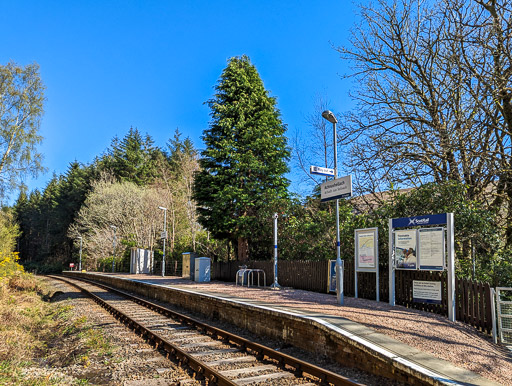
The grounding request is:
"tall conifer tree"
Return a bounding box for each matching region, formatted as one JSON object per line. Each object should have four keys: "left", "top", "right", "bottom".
{"left": 100, "top": 128, "right": 161, "bottom": 186}
{"left": 194, "top": 55, "right": 290, "bottom": 261}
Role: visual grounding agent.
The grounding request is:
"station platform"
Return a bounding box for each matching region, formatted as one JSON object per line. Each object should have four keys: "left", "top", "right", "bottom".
{"left": 65, "top": 272, "right": 508, "bottom": 385}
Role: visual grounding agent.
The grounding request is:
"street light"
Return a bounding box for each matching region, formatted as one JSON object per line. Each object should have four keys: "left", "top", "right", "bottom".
{"left": 322, "top": 110, "right": 343, "bottom": 305}
{"left": 158, "top": 206, "right": 167, "bottom": 277}
{"left": 77, "top": 236, "right": 83, "bottom": 271}
{"left": 110, "top": 225, "right": 117, "bottom": 273}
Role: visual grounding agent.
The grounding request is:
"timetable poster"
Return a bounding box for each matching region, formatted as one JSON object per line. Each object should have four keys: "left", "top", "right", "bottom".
{"left": 395, "top": 230, "right": 417, "bottom": 270}
{"left": 418, "top": 228, "right": 445, "bottom": 271}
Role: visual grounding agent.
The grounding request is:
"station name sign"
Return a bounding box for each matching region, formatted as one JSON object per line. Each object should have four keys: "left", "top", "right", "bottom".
{"left": 320, "top": 175, "right": 352, "bottom": 202}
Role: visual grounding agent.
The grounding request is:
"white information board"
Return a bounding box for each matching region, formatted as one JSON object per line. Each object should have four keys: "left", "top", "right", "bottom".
{"left": 394, "top": 229, "right": 417, "bottom": 270}
{"left": 418, "top": 227, "right": 445, "bottom": 271}
{"left": 413, "top": 280, "right": 442, "bottom": 304}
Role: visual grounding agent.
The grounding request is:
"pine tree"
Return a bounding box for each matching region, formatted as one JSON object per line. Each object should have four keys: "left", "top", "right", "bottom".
{"left": 100, "top": 128, "right": 162, "bottom": 185}
{"left": 14, "top": 162, "right": 94, "bottom": 267}
{"left": 193, "top": 55, "right": 290, "bottom": 261}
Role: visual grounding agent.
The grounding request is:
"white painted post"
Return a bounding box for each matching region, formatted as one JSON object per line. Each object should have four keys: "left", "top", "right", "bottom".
{"left": 447, "top": 213, "right": 455, "bottom": 322}
{"left": 376, "top": 229, "right": 380, "bottom": 302}
{"left": 270, "top": 213, "right": 280, "bottom": 289}
{"left": 491, "top": 288, "right": 498, "bottom": 344}
{"left": 354, "top": 228, "right": 358, "bottom": 299}
{"left": 78, "top": 236, "right": 82, "bottom": 271}
{"left": 389, "top": 218, "right": 395, "bottom": 306}
{"left": 162, "top": 208, "right": 167, "bottom": 277}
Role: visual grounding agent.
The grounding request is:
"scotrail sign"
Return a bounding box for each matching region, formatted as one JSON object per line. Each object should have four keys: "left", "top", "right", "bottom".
{"left": 392, "top": 213, "right": 448, "bottom": 228}
{"left": 320, "top": 175, "right": 352, "bottom": 202}
{"left": 310, "top": 165, "right": 335, "bottom": 177}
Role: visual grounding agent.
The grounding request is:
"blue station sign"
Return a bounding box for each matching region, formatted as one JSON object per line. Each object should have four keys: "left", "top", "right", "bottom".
{"left": 392, "top": 213, "right": 448, "bottom": 228}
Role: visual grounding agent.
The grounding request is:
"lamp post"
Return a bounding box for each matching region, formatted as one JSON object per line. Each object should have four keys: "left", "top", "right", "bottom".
{"left": 158, "top": 206, "right": 167, "bottom": 277}
{"left": 322, "top": 110, "right": 343, "bottom": 305}
{"left": 77, "top": 236, "right": 83, "bottom": 271}
{"left": 110, "top": 225, "right": 117, "bottom": 273}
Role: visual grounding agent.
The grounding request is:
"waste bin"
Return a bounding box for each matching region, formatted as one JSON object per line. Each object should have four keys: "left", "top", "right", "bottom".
{"left": 182, "top": 252, "right": 198, "bottom": 280}
{"left": 194, "top": 257, "right": 211, "bottom": 282}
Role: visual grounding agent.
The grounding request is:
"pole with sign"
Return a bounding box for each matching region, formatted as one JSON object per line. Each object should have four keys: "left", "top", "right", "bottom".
{"left": 321, "top": 110, "right": 353, "bottom": 306}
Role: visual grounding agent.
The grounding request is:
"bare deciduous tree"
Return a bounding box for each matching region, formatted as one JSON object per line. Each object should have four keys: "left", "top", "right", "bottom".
{"left": 336, "top": 0, "right": 512, "bottom": 238}
{"left": 68, "top": 174, "right": 161, "bottom": 268}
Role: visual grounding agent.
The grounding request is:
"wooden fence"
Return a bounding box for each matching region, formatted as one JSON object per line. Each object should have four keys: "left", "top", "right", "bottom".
{"left": 211, "top": 259, "right": 493, "bottom": 334}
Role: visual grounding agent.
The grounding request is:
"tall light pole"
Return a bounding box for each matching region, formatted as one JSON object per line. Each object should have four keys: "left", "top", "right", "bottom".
{"left": 158, "top": 206, "right": 167, "bottom": 277}
{"left": 110, "top": 225, "right": 117, "bottom": 273}
{"left": 77, "top": 236, "right": 83, "bottom": 271}
{"left": 322, "top": 110, "right": 344, "bottom": 305}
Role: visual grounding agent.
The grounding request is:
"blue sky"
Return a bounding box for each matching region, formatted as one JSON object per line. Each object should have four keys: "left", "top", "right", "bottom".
{"left": 0, "top": 1, "right": 357, "bottom": 201}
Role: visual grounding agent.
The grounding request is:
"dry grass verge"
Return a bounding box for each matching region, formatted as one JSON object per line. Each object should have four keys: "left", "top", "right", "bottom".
{"left": 0, "top": 272, "right": 113, "bottom": 385}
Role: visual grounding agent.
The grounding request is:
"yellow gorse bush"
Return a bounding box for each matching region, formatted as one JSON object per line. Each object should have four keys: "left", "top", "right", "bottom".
{"left": 0, "top": 251, "right": 24, "bottom": 278}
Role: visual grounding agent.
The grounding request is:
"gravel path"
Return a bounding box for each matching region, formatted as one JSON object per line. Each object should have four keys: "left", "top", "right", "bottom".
{"left": 118, "top": 275, "right": 512, "bottom": 385}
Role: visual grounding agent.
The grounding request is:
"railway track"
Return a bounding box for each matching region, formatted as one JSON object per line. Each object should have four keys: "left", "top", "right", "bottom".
{"left": 50, "top": 275, "right": 363, "bottom": 386}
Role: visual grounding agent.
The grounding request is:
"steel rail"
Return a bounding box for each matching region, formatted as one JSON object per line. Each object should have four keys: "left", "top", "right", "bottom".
{"left": 60, "top": 275, "right": 362, "bottom": 386}
{"left": 49, "top": 275, "right": 236, "bottom": 385}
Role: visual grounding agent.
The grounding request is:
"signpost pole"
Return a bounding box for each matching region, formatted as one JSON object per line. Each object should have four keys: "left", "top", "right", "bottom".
{"left": 389, "top": 218, "right": 395, "bottom": 306}
{"left": 329, "top": 113, "right": 343, "bottom": 305}
{"left": 321, "top": 111, "right": 344, "bottom": 305}
{"left": 447, "top": 212, "right": 455, "bottom": 322}
{"left": 335, "top": 197, "right": 343, "bottom": 305}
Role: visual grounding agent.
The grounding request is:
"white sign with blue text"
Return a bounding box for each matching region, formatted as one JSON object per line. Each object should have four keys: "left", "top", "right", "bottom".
{"left": 310, "top": 165, "right": 335, "bottom": 177}
{"left": 413, "top": 280, "right": 442, "bottom": 304}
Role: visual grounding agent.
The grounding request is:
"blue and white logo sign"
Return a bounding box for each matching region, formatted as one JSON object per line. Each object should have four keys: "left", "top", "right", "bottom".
{"left": 392, "top": 213, "right": 447, "bottom": 228}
